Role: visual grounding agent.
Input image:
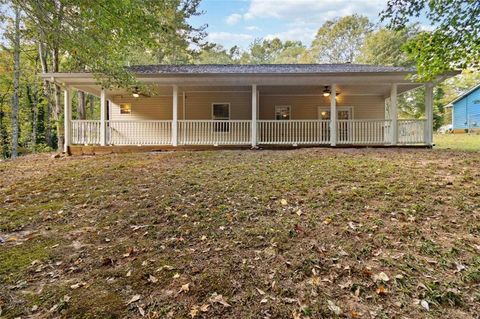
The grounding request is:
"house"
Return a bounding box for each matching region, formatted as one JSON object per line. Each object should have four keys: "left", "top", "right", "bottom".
{"left": 447, "top": 83, "right": 480, "bottom": 133}
{"left": 41, "top": 64, "right": 458, "bottom": 154}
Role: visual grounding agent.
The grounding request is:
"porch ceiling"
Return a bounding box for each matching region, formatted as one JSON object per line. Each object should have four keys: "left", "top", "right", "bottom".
{"left": 67, "top": 83, "right": 421, "bottom": 99}
{"left": 41, "top": 71, "right": 450, "bottom": 99}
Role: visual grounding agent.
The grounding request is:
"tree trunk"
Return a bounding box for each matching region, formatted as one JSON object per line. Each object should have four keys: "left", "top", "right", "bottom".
{"left": 32, "top": 80, "right": 39, "bottom": 148}
{"left": 51, "top": 47, "right": 63, "bottom": 151}
{"left": 26, "top": 84, "right": 35, "bottom": 149}
{"left": 88, "top": 94, "right": 94, "bottom": 119}
{"left": 11, "top": 6, "right": 21, "bottom": 158}
{"left": 26, "top": 82, "right": 39, "bottom": 149}
{"left": 0, "top": 103, "right": 8, "bottom": 158}
{"left": 77, "top": 91, "right": 86, "bottom": 120}
{"left": 38, "top": 42, "right": 54, "bottom": 147}
{"left": 51, "top": 1, "right": 64, "bottom": 152}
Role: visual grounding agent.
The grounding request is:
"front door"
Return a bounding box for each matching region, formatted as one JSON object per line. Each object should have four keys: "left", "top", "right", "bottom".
{"left": 318, "top": 107, "right": 352, "bottom": 121}
{"left": 318, "top": 107, "right": 352, "bottom": 141}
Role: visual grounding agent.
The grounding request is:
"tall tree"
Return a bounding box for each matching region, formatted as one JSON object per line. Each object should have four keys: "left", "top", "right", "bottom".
{"left": 381, "top": 0, "right": 480, "bottom": 81}
{"left": 356, "top": 26, "right": 419, "bottom": 66}
{"left": 12, "top": 0, "right": 205, "bottom": 151}
{"left": 310, "top": 15, "right": 373, "bottom": 63}
{"left": 11, "top": 5, "right": 20, "bottom": 158}
{"left": 239, "top": 38, "right": 310, "bottom": 64}
{"left": 77, "top": 91, "right": 86, "bottom": 120}
{"left": 197, "top": 44, "right": 236, "bottom": 64}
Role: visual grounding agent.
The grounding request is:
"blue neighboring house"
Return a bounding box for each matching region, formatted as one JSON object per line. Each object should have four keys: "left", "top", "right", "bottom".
{"left": 448, "top": 83, "right": 480, "bottom": 132}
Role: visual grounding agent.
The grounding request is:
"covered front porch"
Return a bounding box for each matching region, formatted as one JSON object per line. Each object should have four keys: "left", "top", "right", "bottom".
{"left": 48, "top": 66, "right": 436, "bottom": 152}
{"left": 70, "top": 118, "right": 427, "bottom": 147}
{"left": 64, "top": 84, "right": 432, "bottom": 149}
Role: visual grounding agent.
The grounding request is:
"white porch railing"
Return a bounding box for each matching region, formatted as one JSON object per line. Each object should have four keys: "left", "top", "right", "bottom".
{"left": 257, "top": 120, "right": 330, "bottom": 144}
{"left": 398, "top": 119, "right": 427, "bottom": 144}
{"left": 337, "top": 120, "right": 392, "bottom": 144}
{"left": 107, "top": 120, "right": 172, "bottom": 145}
{"left": 71, "top": 120, "right": 101, "bottom": 145}
{"left": 70, "top": 119, "right": 427, "bottom": 146}
{"left": 178, "top": 120, "right": 251, "bottom": 145}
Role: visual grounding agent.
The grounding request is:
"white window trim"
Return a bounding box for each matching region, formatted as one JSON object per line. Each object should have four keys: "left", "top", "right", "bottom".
{"left": 275, "top": 105, "right": 292, "bottom": 120}
{"left": 211, "top": 102, "right": 231, "bottom": 120}
{"left": 317, "top": 106, "right": 354, "bottom": 119}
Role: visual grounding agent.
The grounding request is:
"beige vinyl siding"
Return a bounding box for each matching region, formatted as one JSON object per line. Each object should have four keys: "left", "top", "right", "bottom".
{"left": 111, "top": 93, "right": 385, "bottom": 121}
{"left": 107, "top": 90, "right": 386, "bottom": 145}
{"left": 184, "top": 92, "right": 251, "bottom": 120}
{"left": 110, "top": 96, "right": 181, "bottom": 120}
{"left": 110, "top": 89, "right": 251, "bottom": 121}
{"left": 259, "top": 95, "right": 385, "bottom": 120}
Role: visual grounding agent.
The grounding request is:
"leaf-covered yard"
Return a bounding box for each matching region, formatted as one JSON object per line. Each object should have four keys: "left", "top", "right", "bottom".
{"left": 1, "top": 148, "right": 479, "bottom": 318}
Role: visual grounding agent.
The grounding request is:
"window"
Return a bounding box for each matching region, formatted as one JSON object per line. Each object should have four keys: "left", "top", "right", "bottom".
{"left": 319, "top": 110, "right": 330, "bottom": 120}
{"left": 275, "top": 105, "right": 291, "bottom": 120}
{"left": 120, "top": 103, "right": 131, "bottom": 114}
{"left": 212, "top": 103, "right": 230, "bottom": 132}
{"left": 318, "top": 107, "right": 353, "bottom": 120}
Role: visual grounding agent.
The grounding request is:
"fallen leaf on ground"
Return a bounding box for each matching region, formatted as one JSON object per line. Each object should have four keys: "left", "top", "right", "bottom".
{"left": 180, "top": 283, "right": 190, "bottom": 293}
{"left": 256, "top": 287, "right": 266, "bottom": 295}
{"left": 310, "top": 276, "right": 321, "bottom": 286}
{"left": 148, "top": 274, "right": 158, "bottom": 283}
{"left": 127, "top": 294, "right": 141, "bottom": 305}
{"left": 280, "top": 199, "right": 288, "bottom": 206}
{"left": 138, "top": 305, "right": 145, "bottom": 316}
{"left": 70, "top": 282, "right": 86, "bottom": 289}
{"left": 376, "top": 285, "right": 388, "bottom": 295}
{"left": 327, "top": 300, "right": 342, "bottom": 315}
{"left": 292, "top": 311, "right": 301, "bottom": 319}
{"left": 421, "top": 300, "right": 429, "bottom": 311}
{"left": 190, "top": 306, "right": 199, "bottom": 318}
{"left": 209, "top": 293, "right": 231, "bottom": 307}
{"left": 373, "top": 272, "right": 389, "bottom": 282}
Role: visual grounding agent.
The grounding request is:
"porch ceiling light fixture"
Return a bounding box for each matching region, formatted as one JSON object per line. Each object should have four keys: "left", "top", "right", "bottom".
{"left": 322, "top": 86, "right": 340, "bottom": 97}
{"left": 132, "top": 87, "right": 140, "bottom": 98}
{"left": 322, "top": 86, "right": 331, "bottom": 97}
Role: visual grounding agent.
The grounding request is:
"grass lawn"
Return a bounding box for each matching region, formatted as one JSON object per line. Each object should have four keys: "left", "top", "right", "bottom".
{"left": 1, "top": 149, "right": 479, "bottom": 318}
{"left": 434, "top": 133, "right": 480, "bottom": 151}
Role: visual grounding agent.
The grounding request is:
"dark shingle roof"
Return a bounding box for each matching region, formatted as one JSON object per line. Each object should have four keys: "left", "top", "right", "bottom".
{"left": 127, "top": 64, "right": 415, "bottom": 75}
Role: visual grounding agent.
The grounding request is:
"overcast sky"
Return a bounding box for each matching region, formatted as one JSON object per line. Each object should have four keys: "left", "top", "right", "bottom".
{"left": 190, "top": 0, "right": 431, "bottom": 49}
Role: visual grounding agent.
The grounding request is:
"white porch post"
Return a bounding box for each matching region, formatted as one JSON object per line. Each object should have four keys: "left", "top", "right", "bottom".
{"left": 251, "top": 84, "right": 257, "bottom": 147}
{"left": 330, "top": 84, "right": 337, "bottom": 146}
{"left": 390, "top": 84, "right": 398, "bottom": 145}
{"left": 100, "top": 88, "right": 107, "bottom": 146}
{"left": 63, "top": 88, "right": 71, "bottom": 153}
{"left": 172, "top": 85, "right": 178, "bottom": 146}
{"left": 425, "top": 83, "right": 434, "bottom": 146}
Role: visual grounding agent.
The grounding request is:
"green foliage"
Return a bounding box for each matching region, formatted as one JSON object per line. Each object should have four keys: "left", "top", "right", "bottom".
{"left": 197, "top": 44, "right": 239, "bottom": 64}
{"left": 311, "top": 14, "right": 373, "bottom": 63}
{"left": 13, "top": 0, "right": 206, "bottom": 87}
{"left": 381, "top": 0, "right": 480, "bottom": 81}
{"left": 0, "top": 0, "right": 205, "bottom": 157}
{"left": 244, "top": 38, "right": 309, "bottom": 64}
{"left": 356, "top": 26, "right": 419, "bottom": 66}
{"left": 196, "top": 38, "right": 311, "bottom": 64}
